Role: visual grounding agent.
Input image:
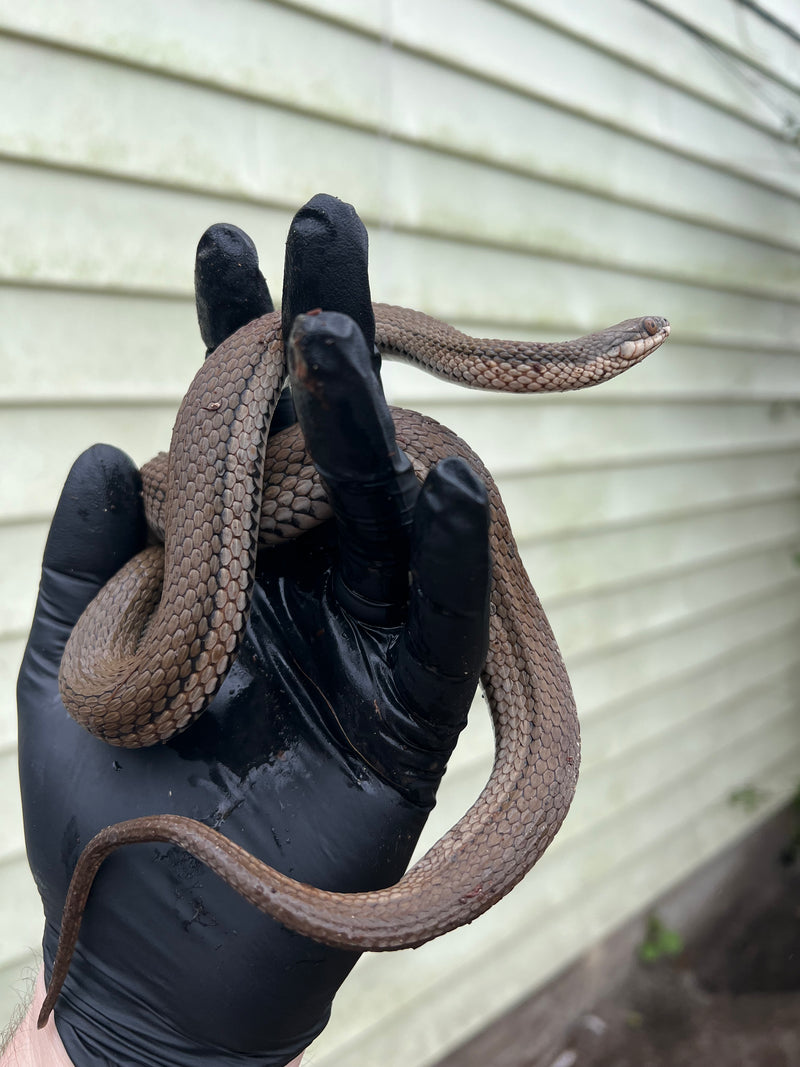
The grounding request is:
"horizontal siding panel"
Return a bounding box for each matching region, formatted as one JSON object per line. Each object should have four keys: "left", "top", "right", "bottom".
{"left": 492, "top": 448, "right": 800, "bottom": 541}
{"left": 6, "top": 396, "right": 800, "bottom": 515}
{"left": 374, "top": 233, "right": 800, "bottom": 348}
{"left": 0, "top": 406, "right": 180, "bottom": 527}
{"left": 284, "top": 0, "right": 800, "bottom": 198}
{"left": 0, "top": 10, "right": 797, "bottom": 250}
{"left": 561, "top": 747, "right": 799, "bottom": 933}
{"left": 0, "top": 161, "right": 291, "bottom": 296}
{"left": 503, "top": 0, "right": 800, "bottom": 131}
{"left": 568, "top": 585, "right": 800, "bottom": 716}
{"left": 0, "top": 287, "right": 199, "bottom": 402}
{"left": 411, "top": 399, "right": 800, "bottom": 478}
{"left": 561, "top": 679, "right": 797, "bottom": 849}
{"left": 2, "top": 161, "right": 799, "bottom": 350}
{"left": 2, "top": 399, "right": 799, "bottom": 544}
{"left": 0, "top": 35, "right": 394, "bottom": 232}
{"left": 431, "top": 691, "right": 494, "bottom": 779}
{"left": 548, "top": 540, "right": 800, "bottom": 660}
{"left": 519, "top": 494, "right": 800, "bottom": 601}
{"left": 580, "top": 622, "right": 800, "bottom": 769}
{"left": 650, "top": 0, "right": 800, "bottom": 93}
{"left": 447, "top": 585, "right": 800, "bottom": 779}
{"left": 10, "top": 0, "right": 800, "bottom": 151}
{"left": 572, "top": 344, "right": 800, "bottom": 399}
{"left": 4, "top": 291, "right": 800, "bottom": 408}
{"left": 3, "top": 39, "right": 800, "bottom": 296}
{"left": 0, "top": 1, "right": 388, "bottom": 135}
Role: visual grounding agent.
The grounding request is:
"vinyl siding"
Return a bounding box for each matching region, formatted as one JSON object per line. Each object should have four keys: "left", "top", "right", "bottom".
{"left": 0, "top": 1, "right": 798, "bottom": 1063}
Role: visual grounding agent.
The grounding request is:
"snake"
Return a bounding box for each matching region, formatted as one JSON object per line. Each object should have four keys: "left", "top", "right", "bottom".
{"left": 39, "top": 303, "right": 670, "bottom": 1027}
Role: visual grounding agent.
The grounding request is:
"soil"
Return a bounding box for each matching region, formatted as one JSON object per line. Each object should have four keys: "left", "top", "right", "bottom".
{"left": 552, "top": 852, "right": 800, "bottom": 1067}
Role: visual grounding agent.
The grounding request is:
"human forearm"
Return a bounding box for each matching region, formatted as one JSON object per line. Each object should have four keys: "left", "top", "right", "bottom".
{"left": 0, "top": 971, "right": 303, "bottom": 1067}
{"left": 1, "top": 971, "right": 72, "bottom": 1067}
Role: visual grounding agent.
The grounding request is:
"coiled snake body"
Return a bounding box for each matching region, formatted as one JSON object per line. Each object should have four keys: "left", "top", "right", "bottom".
{"left": 41, "top": 304, "right": 669, "bottom": 1026}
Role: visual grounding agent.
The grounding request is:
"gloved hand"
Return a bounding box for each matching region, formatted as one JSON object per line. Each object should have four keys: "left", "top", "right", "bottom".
{"left": 17, "top": 195, "right": 491, "bottom": 1067}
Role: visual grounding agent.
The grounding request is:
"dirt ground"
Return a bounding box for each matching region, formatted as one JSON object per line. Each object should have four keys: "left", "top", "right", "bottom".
{"left": 552, "top": 848, "right": 800, "bottom": 1067}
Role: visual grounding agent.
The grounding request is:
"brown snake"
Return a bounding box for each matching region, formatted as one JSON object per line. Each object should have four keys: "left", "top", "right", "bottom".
{"left": 40, "top": 303, "right": 669, "bottom": 1026}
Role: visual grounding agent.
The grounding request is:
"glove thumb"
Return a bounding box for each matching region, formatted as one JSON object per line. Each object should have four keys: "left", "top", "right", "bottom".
{"left": 25, "top": 444, "right": 146, "bottom": 673}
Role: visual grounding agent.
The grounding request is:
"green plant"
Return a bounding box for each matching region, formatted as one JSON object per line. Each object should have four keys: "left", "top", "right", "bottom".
{"left": 637, "top": 913, "right": 684, "bottom": 964}
{"left": 728, "top": 785, "right": 770, "bottom": 813}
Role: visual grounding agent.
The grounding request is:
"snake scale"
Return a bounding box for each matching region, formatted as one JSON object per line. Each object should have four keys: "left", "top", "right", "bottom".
{"left": 40, "top": 303, "right": 670, "bottom": 1026}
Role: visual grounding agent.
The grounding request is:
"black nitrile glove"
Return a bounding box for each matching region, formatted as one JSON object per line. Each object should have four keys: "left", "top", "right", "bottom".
{"left": 18, "top": 195, "right": 491, "bottom": 1066}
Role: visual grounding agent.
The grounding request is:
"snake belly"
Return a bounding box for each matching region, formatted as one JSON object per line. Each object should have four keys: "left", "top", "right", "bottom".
{"left": 41, "top": 304, "right": 670, "bottom": 1026}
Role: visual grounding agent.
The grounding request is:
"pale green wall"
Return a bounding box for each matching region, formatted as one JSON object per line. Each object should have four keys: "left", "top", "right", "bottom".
{"left": 0, "top": 1, "right": 798, "bottom": 1063}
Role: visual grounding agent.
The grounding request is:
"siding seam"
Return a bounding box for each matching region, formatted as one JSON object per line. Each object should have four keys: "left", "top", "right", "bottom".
{"left": 1, "top": 19, "right": 798, "bottom": 208}
{"left": 566, "top": 580, "right": 800, "bottom": 667}
{"left": 490, "top": 0, "right": 800, "bottom": 124}
{"left": 2, "top": 154, "right": 799, "bottom": 299}
{"left": 278, "top": 0, "right": 800, "bottom": 144}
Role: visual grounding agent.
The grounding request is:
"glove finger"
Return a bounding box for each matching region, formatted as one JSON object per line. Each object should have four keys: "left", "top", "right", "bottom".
{"left": 33, "top": 444, "right": 146, "bottom": 647}
{"left": 281, "top": 193, "right": 378, "bottom": 377}
{"left": 195, "top": 223, "right": 295, "bottom": 437}
{"left": 288, "top": 311, "right": 419, "bottom": 624}
{"left": 195, "top": 222, "right": 274, "bottom": 356}
{"left": 394, "top": 456, "right": 491, "bottom": 724}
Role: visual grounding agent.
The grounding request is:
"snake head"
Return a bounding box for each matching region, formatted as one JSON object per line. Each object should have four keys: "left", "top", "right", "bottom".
{"left": 612, "top": 316, "right": 671, "bottom": 363}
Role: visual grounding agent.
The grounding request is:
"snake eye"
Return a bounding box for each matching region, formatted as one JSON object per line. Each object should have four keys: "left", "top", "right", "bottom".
{"left": 642, "top": 317, "right": 659, "bottom": 336}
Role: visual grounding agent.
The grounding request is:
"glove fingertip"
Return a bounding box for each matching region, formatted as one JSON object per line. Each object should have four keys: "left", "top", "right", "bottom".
{"left": 195, "top": 222, "right": 274, "bottom": 356}
{"left": 281, "top": 194, "right": 375, "bottom": 356}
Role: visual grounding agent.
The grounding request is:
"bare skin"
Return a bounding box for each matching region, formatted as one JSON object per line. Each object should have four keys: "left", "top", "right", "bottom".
{"left": 0, "top": 972, "right": 303, "bottom": 1067}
